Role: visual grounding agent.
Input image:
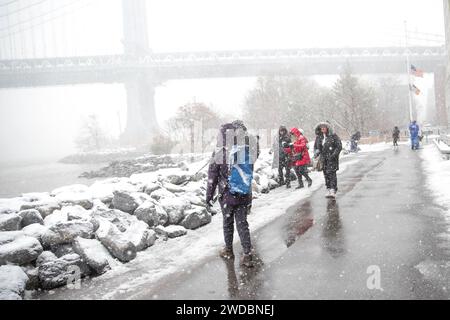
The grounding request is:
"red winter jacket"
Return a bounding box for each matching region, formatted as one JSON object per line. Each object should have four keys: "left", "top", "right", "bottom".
{"left": 290, "top": 128, "right": 311, "bottom": 167}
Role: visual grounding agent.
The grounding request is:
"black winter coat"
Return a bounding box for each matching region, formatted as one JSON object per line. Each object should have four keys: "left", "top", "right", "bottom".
{"left": 316, "top": 133, "right": 342, "bottom": 171}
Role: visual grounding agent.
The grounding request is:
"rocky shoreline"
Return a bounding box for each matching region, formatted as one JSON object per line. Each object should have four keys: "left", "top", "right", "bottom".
{"left": 0, "top": 151, "right": 279, "bottom": 300}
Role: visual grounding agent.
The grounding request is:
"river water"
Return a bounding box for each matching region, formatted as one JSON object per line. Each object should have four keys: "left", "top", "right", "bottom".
{"left": 0, "top": 159, "right": 104, "bottom": 199}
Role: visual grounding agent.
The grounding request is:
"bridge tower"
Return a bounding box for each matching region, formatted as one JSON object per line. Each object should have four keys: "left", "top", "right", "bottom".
{"left": 121, "top": 0, "right": 159, "bottom": 144}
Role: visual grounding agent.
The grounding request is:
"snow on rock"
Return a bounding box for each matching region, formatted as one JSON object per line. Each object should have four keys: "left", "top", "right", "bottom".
{"left": 91, "top": 199, "right": 110, "bottom": 213}
{"left": 92, "top": 209, "right": 137, "bottom": 232}
{"left": 155, "top": 225, "right": 188, "bottom": 239}
{"left": 149, "top": 188, "right": 176, "bottom": 201}
{"left": 36, "top": 251, "right": 58, "bottom": 267}
{"left": 41, "top": 221, "right": 95, "bottom": 248}
{"left": 95, "top": 219, "right": 136, "bottom": 262}
{"left": 66, "top": 205, "right": 91, "bottom": 222}
{"left": 21, "top": 265, "right": 39, "bottom": 290}
{"left": 134, "top": 200, "right": 168, "bottom": 227}
{"left": 159, "top": 197, "right": 191, "bottom": 225}
{"left": 0, "top": 231, "right": 23, "bottom": 246}
{"left": 20, "top": 201, "right": 61, "bottom": 219}
{"left": 112, "top": 191, "right": 149, "bottom": 214}
{"left": 142, "top": 182, "right": 161, "bottom": 195}
{"left": 38, "top": 253, "right": 90, "bottom": 290}
{"left": 179, "top": 193, "right": 206, "bottom": 208}
{"left": 123, "top": 221, "right": 157, "bottom": 251}
{"left": 0, "top": 236, "right": 43, "bottom": 266}
{"left": 18, "top": 209, "right": 44, "bottom": 228}
{"left": 0, "top": 265, "right": 29, "bottom": 300}
{"left": 0, "top": 214, "right": 22, "bottom": 231}
{"left": 259, "top": 175, "right": 270, "bottom": 194}
{"left": 72, "top": 237, "right": 112, "bottom": 275}
{"left": 181, "top": 206, "right": 212, "bottom": 230}
{"left": 165, "top": 173, "right": 190, "bottom": 186}
{"left": 162, "top": 182, "right": 185, "bottom": 194}
{"left": 22, "top": 223, "right": 49, "bottom": 243}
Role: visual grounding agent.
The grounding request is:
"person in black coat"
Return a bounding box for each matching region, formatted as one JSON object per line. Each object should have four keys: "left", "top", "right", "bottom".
{"left": 271, "top": 126, "right": 293, "bottom": 188}
{"left": 314, "top": 122, "right": 343, "bottom": 198}
{"left": 392, "top": 126, "right": 400, "bottom": 148}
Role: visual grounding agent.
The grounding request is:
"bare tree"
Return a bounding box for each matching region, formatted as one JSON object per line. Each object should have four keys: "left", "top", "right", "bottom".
{"left": 75, "top": 114, "right": 109, "bottom": 152}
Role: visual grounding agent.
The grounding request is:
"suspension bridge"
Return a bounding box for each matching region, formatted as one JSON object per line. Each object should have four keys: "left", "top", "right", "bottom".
{"left": 0, "top": 0, "right": 448, "bottom": 143}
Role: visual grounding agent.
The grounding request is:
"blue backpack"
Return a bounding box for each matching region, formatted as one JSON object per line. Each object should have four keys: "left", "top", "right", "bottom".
{"left": 228, "top": 142, "right": 254, "bottom": 196}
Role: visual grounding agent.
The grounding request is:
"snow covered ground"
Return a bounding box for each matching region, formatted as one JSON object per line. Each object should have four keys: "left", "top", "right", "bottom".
{"left": 0, "top": 142, "right": 391, "bottom": 300}
{"left": 420, "top": 143, "right": 450, "bottom": 222}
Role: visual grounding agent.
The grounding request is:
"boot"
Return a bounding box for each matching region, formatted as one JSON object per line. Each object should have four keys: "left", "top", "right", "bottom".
{"left": 296, "top": 181, "right": 304, "bottom": 189}
{"left": 219, "top": 247, "right": 235, "bottom": 260}
{"left": 240, "top": 253, "right": 254, "bottom": 268}
{"left": 307, "top": 178, "right": 313, "bottom": 188}
{"left": 286, "top": 180, "right": 291, "bottom": 189}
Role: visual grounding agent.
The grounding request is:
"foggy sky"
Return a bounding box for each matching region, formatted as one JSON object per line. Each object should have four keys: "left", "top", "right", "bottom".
{"left": 0, "top": 0, "right": 445, "bottom": 162}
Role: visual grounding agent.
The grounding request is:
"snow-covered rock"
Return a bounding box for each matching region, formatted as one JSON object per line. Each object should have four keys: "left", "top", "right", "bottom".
{"left": 51, "top": 244, "right": 76, "bottom": 258}
{"left": 0, "top": 265, "right": 29, "bottom": 300}
{"left": 41, "top": 221, "right": 95, "bottom": 247}
{"left": 134, "top": 200, "right": 168, "bottom": 227}
{"left": 18, "top": 209, "right": 44, "bottom": 228}
{"left": 142, "top": 182, "right": 161, "bottom": 195}
{"left": 268, "top": 179, "right": 279, "bottom": 190}
{"left": 36, "top": 251, "right": 58, "bottom": 267}
{"left": 65, "top": 205, "right": 91, "bottom": 222}
{"left": 38, "top": 253, "right": 90, "bottom": 290}
{"left": 112, "top": 191, "right": 149, "bottom": 214}
{"left": 166, "top": 173, "right": 190, "bottom": 185}
{"left": 259, "top": 175, "right": 270, "bottom": 194}
{"left": 123, "top": 221, "right": 157, "bottom": 251}
{"left": 51, "top": 184, "right": 94, "bottom": 210}
{"left": 149, "top": 188, "right": 176, "bottom": 201}
{"left": 0, "top": 214, "right": 22, "bottom": 231}
{"left": 72, "top": 237, "right": 112, "bottom": 275}
{"left": 162, "top": 182, "right": 185, "bottom": 193}
{"left": 20, "top": 202, "right": 61, "bottom": 219}
{"left": 95, "top": 219, "right": 136, "bottom": 262}
{"left": 181, "top": 206, "right": 212, "bottom": 230}
{"left": 21, "top": 265, "right": 39, "bottom": 290}
{"left": 0, "top": 231, "right": 23, "bottom": 246}
{"left": 22, "top": 223, "right": 49, "bottom": 243}
{"left": 92, "top": 209, "right": 137, "bottom": 232}
{"left": 0, "top": 236, "right": 43, "bottom": 266}
{"left": 179, "top": 193, "right": 206, "bottom": 207}
{"left": 159, "top": 197, "right": 191, "bottom": 225}
{"left": 155, "top": 225, "right": 188, "bottom": 239}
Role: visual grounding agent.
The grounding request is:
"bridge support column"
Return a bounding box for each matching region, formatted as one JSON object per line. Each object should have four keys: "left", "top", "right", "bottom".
{"left": 434, "top": 65, "right": 449, "bottom": 127}
{"left": 121, "top": 75, "right": 160, "bottom": 145}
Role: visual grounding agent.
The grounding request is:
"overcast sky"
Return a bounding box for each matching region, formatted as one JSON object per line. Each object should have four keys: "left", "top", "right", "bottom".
{"left": 0, "top": 0, "right": 446, "bottom": 162}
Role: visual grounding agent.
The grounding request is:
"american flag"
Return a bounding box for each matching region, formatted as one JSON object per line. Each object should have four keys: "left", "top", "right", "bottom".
{"left": 411, "top": 65, "right": 424, "bottom": 78}
{"left": 410, "top": 84, "right": 421, "bottom": 96}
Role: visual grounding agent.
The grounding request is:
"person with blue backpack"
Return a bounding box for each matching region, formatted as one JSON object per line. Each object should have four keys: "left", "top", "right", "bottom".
{"left": 206, "top": 120, "right": 260, "bottom": 268}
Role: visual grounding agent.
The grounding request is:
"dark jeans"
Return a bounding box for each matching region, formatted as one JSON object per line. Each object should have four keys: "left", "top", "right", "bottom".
{"left": 324, "top": 169, "right": 338, "bottom": 191}
{"left": 221, "top": 202, "right": 252, "bottom": 254}
{"left": 294, "top": 165, "right": 312, "bottom": 185}
{"left": 278, "top": 160, "right": 292, "bottom": 183}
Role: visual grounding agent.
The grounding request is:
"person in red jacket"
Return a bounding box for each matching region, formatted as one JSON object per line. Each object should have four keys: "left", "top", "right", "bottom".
{"left": 289, "top": 128, "right": 313, "bottom": 189}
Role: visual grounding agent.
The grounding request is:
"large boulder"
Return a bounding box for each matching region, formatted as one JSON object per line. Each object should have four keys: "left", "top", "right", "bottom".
{"left": 149, "top": 188, "right": 176, "bottom": 201}
{"left": 20, "top": 200, "right": 61, "bottom": 219}
{"left": 18, "top": 209, "right": 44, "bottom": 228}
{"left": 159, "top": 197, "right": 191, "bottom": 225}
{"left": 0, "top": 214, "right": 22, "bottom": 231}
{"left": 95, "top": 219, "right": 136, "bottom": 263}
{"left": 65, "top": 206, "right": 91, "bottom": 222}
{"left": 92, "top": 209, "right": 137, "bottom": 232}
{"left": 36, "top": 251, "right": 58, "bottom": 267}
{"left": 0, "top": 231, "right": 23, "bottom": 246}
{"left": 134, "top": 200, "right": 168, "bottom": 227}
{"left": 155, "top": 225, "right": 188, "bottom": 239}
{"left": 51, "top": 185, "right": 94, "bottom": 210}
{"left": 112, "top": 191, "right": 149, "bottom": 214}
{"left": 72, "top": 237, "right": 112, "bottom": 275}
{"left": 0, "top": 265, "right": 29, "bottom": 300}
{"left": 22, "top": 224, "right": 49, "bottom": 243}
{"left": 41, "top": 221, "right": 94, "bottom": 248}
{"left": 181, "top": 206, "right": 212, "bottom": 230}
{"left": 123, "top": 221, "right": 157, "bottom": 251}
{"left": 38, "top": 253, "right": 90, "bottom": 290}
{"left": 0, "top": 236, "right": 43, "bottom": 266}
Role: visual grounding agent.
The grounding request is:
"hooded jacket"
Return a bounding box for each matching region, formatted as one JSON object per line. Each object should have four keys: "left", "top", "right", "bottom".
{"left": 290, "top": 128, "right": 311, "bottom": 167}
{"left": 272, "top": 126, "right": 293, "bottom": 169}
{"left": 314, "top": 122, "right": 342, "bottom": 171}
{"left": 206, "top": 122, "right": 260, "bottom": 207}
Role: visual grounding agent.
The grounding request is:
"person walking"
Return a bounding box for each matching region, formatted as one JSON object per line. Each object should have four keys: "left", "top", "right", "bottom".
{"left": 289, "top": 128, "right": 313, "bottom": 189}
{"left": 409, "top": 120, "right": 420, "bottom": 150}
{"left": 314, "top": 122, "right": 342, "bottom": 199}
{"left": 206, "top": 120, "right": 260, "bottom": 268}
{"left": 271, "top": 126, "right": 294, "bottom": 189}
{"left": 393, "top": 126, "right": 400, "bottom": 149}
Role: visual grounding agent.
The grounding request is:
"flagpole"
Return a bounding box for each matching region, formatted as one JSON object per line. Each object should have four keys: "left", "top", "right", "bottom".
{"left": 404, "top": 21, "right": 414, "bottom": 122}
